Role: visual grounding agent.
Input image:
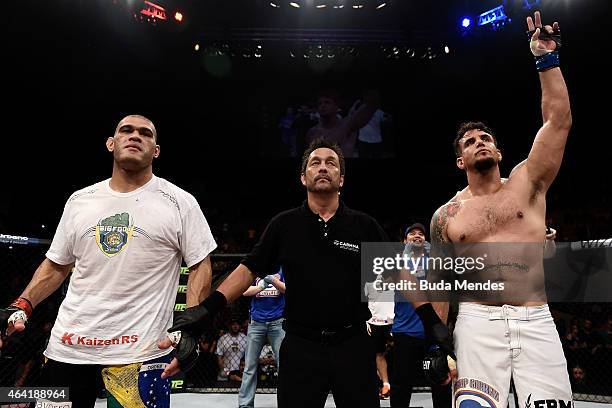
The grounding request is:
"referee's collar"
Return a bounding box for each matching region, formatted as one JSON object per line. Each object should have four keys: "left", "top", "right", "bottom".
{"left": 300, "top": 199, "right": 347, "bottom": 218}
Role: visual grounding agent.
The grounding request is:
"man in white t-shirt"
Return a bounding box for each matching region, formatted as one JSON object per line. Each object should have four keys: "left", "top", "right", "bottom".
{"left": 0, "top": 115, "right": 217, "bottom": 407}
{"left": 216, "top": 320, "right": 247, "bottom": 380}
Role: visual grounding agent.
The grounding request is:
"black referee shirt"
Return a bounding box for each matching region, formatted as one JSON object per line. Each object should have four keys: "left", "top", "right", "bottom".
{"left": 242, "top": 200, "right": 389, "bottom": 329}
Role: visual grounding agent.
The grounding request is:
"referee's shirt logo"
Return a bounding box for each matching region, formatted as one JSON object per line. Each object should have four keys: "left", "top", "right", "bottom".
{"left": 333, "top": 240, "right": 360, "bottom": 253}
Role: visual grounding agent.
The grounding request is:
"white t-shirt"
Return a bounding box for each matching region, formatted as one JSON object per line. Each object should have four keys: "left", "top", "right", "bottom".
{"left": 358, "top": 109, "right": 385, "bottom": 144}
{"left": 216, "top": 333, "right": 247, "bottom": 372}
{"left": 44, "top": 176, "right": 217, "bottom": 365}
{"left": 364, "top": 281, "right": 394, "bottom": 325}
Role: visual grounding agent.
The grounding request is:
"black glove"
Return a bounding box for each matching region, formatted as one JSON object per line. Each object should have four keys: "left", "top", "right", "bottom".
{"left": 415, "top": 303, "right": 456, "bottom": 360}
{"left": 168, "top": 291, "right": 227, "bottom": 333}
{"left": 423, "top": 346, "right": 451, "bottom": 385}
{"left": 526, "top": 26, "right": 561, "bottom": 50}
{"left": 174, "top": 331, "right": 200, "bottom": 372}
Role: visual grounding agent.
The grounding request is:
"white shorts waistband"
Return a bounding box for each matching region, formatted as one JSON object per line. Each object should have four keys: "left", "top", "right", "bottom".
{"left": 458, "top": 302, "right": 551, "bottom": 321}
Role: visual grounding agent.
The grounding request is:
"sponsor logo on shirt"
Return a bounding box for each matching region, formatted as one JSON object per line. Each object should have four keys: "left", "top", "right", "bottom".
{"left": 257, "top": 288, "right": 280, "bottom": 297}
{"left": 333, "top": 240, "right": 360, "bottom": 253}
{"left": 60, "top": 332, "right": 138, "bottom": 346}
{"left": 95, "top": 213, "right": 134, "bottom": 257}
{"left": 454, "top": 378, "right": 500, "bottom": 408}
{"left": 525, "top": 394, "right": 572, "bottom": 408}
{"left": 82, "top": 212, "right": 152, "bottom": 257}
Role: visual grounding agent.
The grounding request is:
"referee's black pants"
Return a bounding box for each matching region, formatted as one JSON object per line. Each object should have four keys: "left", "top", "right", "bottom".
{"left": 277, "top": 330, "right": 380, "bottom": 408}
{"left": 390, "top": 333, "right": 452, "bottom": 408}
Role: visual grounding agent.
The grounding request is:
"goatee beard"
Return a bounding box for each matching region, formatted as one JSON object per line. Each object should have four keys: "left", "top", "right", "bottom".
{"left": 474, "top": 157, "right": 496, "bottom": 172}
{"left": 307, "top": 183, "right": 339, "bottom": 194}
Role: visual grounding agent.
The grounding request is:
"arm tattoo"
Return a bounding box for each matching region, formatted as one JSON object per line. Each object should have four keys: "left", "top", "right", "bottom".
{"left": 431, "top": 202, "right": 461, "bottom": 243}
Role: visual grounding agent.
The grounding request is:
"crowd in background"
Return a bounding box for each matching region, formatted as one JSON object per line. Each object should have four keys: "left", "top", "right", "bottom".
{"left": 1, "top": 217, "right": 611, "bottom": 397}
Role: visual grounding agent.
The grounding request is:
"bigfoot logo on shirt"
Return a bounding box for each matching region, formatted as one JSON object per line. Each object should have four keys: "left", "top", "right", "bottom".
{"left": 82, "top": 212, "right": 151, "bottom": 257}
{"left": 95, "top": 213, "right": 134, "bottom": 257}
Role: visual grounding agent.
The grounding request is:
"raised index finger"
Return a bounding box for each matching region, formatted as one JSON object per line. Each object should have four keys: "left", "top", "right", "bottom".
{"left": 527, "top": 16, "right": 535, "bottom": 31}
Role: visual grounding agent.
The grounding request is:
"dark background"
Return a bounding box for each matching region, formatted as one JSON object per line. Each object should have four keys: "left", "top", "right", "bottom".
{"left": 3, "top": 0, "right": 610, "bottom": 243}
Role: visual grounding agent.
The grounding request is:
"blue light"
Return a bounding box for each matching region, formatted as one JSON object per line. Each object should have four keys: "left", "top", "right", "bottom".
{"left": 461, "top": 18, "right": 472, "bottom": 28}
{"left": 477, "top": 5, "right": 508, "bottom": 27}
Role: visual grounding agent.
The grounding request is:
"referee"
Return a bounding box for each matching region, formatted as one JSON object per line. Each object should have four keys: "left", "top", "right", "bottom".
{"left": 166, "top": 139, "right": 454, "bottom": 407}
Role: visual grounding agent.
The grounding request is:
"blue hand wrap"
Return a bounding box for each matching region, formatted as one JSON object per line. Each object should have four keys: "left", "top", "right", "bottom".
{"left": 535, "top": 51, "right": 560, "bottom": 72}
{"left": 526, "top": 27, "right": 562, "bottom": 71}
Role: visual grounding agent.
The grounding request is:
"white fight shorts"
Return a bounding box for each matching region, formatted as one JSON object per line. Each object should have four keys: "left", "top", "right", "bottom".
{"left": 453, "top": 303, "right": 572, "bottom": 408}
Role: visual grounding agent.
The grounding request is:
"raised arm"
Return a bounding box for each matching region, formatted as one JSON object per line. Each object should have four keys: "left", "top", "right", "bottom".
{"left": 346, "top": 90, "right": 381, "bottom": 132}
{"left": 525, "top": 11, "right": 572, "bottom": 192}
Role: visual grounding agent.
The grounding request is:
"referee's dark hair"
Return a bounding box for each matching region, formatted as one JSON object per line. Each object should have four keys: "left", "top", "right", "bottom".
{"left": 301, "top": 138, "right": 346, "bottom": 176}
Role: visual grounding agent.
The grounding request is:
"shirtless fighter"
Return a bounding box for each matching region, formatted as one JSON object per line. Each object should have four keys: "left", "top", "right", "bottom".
{"left": 430, "top": 11, "right": 573, "bottom": 408}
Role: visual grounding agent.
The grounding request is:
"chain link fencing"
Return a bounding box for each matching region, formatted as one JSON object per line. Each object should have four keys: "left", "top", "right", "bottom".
{"left": 1, "top": 238, "right": 610, "bottom": 404}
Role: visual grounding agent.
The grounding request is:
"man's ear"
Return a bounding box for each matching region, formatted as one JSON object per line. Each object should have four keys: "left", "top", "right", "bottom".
{"left": 456, "top": 156, "right": 465, "bottom": 170}
{"left": 300, "top": 173, "right": 306, "bottom": 187}
{"left": 154, "top": 145, "right": 160, "bottom": 158}
{"left": 106, "top": 137, "right": 114, "bottom": 152}
{"left": 339, "top": 175, "right": 344, "bottom": 188}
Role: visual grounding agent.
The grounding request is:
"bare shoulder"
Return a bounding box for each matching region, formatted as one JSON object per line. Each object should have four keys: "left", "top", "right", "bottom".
{"left": 431, "top": 200, "right": 462, "bottom": 243}
{"left": 509, "top": 159, "right": 528, "bottom": 178}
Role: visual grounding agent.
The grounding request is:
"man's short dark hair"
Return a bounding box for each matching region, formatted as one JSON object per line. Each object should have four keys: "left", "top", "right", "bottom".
{"left": 301, "top": 138, "right": 346, "bottom": 175}
{"left": 454, "top": 121, "right": 496, "bottom": 157}
{"left": 116, "top": 114, "right": 158, "bottom": 142}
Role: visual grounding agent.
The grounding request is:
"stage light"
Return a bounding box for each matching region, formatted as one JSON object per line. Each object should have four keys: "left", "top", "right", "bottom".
{"left": 174, "top": 11, "right": 183, "bottom": 22}
{"left": 477, "top": 5, "right": 508, "bottom": 27}
{"left": 289, "top": 2, "right": 300, "bottom": 7}
{"left": 140, "top": 1, "right": 167, "bottom": 21}
{"left": 444, "top": 45, "right": 450, "bottom": 54}
{"left": 376, "top": 2, "right": 387, "bottom": 9}
{"left": 270, "top": 2, "right": 279, "bottom": 7}
{"left": 316, "top": 4, "right": 327, "bottom": 8}
{"left": 461, "top": 18, "right": 471, "bottom": 28}
{"left": 522, "top": 0, "right": 541, "bottom": 10}
{"left": 194, "top": 43, "right": 200, "bottom": 51}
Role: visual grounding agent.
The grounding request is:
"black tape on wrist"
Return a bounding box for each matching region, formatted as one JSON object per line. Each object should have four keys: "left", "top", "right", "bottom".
{"left": 201, "top": 290, "right": 227, "bottom": 316}
{"left": 415, "top": 303, "right": 441, "bottom": 327}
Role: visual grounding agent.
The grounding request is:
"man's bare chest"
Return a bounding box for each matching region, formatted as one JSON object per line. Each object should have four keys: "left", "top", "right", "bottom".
{"left": 446, "top": 193, "right": 533, "bottom": 242}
